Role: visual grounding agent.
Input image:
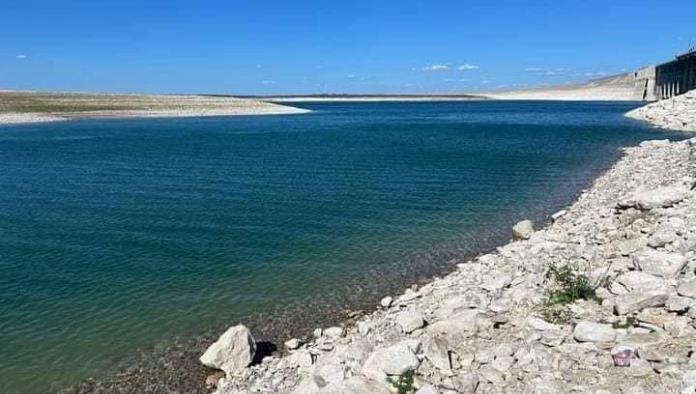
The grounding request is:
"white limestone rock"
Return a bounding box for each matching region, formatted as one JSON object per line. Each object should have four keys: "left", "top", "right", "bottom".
{"left": 453, "top": 373, "right": 479, "bottom": 393}
{"left": 617, "top": 237, "right": 647, "bottom": 256}
{"left": 415, "top": 385, "right": 439, "bottom": 394}
{"left": 323, "top": 326, "right": 344, "bottom": 339}
{"left": 616, "top": 271, "right": 666, "bottom": 291}
{"left": 480, "top": 274, "right": 512, "bottom": 293}
{"left": 396, "top": 311, "right": 426, "bottom": 333}
{"left": 361, "top": 341, "right": 420, "bottom": 382}
{"left": 573, "top": 321, "right": 617, "bottom": 343}
{"left": 614, "top": 287, "right": 669, "bottom": 315}
{"left": 678, "top": 279, "right": 696, "bottom": 298}
{"left": 427, "top": 310, "right": 480, "bottom": 343}
{"left": 285, "top": 338, "right": 301, "bottom": 351}
{"left": 380, "top": 296, "right": 393, "bottom": 308}
{"left": 648, "top": 227, "right": 678, "bottom": 248}
{"left": 618, "top": 184, "right": 690, "bottom": 210}
{"left": 200, "top": 324, "right": 256, "bottom": 376}
{"left": 512, "top": 220, "right": 535, "bottom": 240}
{"left": 633, "top": 250, "right": 688, "bottom": 278}
{"left": 666, "top": 295, "right": 692, "bottom": 312}
{"left": 491, "top": 355, "right": 515, "bottom": 372}
{"left": 424, "top": 337, "right": 451, "bottom": 372}
{"left": 312, "top": 362, "right": 345, "bottom": 388}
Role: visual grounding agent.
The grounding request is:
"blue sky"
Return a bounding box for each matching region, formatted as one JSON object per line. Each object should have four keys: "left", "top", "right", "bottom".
{"left": 1, "top": 0, "right": 695, "bottom": 95}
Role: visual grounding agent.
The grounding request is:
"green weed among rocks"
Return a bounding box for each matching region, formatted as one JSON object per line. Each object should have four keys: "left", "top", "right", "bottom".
{"left": 387, "top": 371, "right": 416, "bottom": 394}
{"left": 540, "top": 264, "right": 604, "bottom": 323}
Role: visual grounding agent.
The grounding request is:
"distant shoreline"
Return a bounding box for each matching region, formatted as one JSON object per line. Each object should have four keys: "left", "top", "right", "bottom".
{"left": 224, "top": 94, "right": 486, "bottom": 103}
{"left": 483, "top": 72, "right": 645, "bottom": 101}
{"left": 0, "top": 91, "right": 309, "bottom": 126}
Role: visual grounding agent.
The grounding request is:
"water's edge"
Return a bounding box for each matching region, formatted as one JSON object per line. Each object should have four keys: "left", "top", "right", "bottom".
{"left": 60, "top": 143, "right": 633, "bottom": 394}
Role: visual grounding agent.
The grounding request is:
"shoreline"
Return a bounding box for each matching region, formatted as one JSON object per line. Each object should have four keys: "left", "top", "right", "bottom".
{"left": 0, "top": 107, "right": 310, "bottom": 126}
{"left": 0, "top": 91, "right": 310, "bottom": 126}
{"left": 483, "top": 72, "right": 645, "bottom": 101}
{"left": 58, "top": 95, "right": 696, "bottom": 393}
{"left": 206, "top": 95, "right": 696, "bottom": 393}
{"left": 263, "top": 96, "right": 485, "bottom": 103}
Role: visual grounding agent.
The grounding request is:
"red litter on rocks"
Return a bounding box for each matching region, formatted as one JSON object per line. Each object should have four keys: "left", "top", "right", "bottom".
{"left": 611, "top": 346, "right": 634, "bottom": 367}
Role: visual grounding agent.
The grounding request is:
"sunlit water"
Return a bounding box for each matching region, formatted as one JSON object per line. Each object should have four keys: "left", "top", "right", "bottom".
{"left": 0, "top": 101, "right": 682, "bottom": 393}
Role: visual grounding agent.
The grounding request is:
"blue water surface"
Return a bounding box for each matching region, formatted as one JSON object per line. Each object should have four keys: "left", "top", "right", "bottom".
{"left": 0, "top": 101, "right": 682, "bottom": 393}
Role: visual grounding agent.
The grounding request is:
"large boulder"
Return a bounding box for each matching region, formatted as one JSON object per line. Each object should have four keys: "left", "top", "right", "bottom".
{"left": 512, "top": 220, "right": 535, "bottom": 240}
{"left": 362, "top": 341, "right": 420, "bottom": 382}
{"left": 424, "top": 337, "right": 451, "bottom": 371}
{"left": 618, "top": 184, "right": 690, "bottom": 210}
{"left": 633, "top": 250, "right": 687, "bottom": 278}
{"left": 313, "top": 363, "right": 345, "bottom": 388}
{"left": 573, "top": 321, "right": 617, "bottom": 343}
{"left": 615, "top": 271, "right": 666, "bottom": 291}
{"left": 614, "top": 287, "right": 669, "bottom": 315}
{"left": 395, "top": 311, "right": 426, "bottom": 333}
{"left": 200, "top": 324, "right": 256, "bottom": 376}
{"left": 427, "top": 310, "right": 480, "bottom": 342}
{"left": 678, "top": 279, "right": 696, "bottom": 299}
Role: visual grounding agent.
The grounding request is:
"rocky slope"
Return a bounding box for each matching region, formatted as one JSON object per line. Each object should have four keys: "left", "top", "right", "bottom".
{"left": 626, "top": 90, "right": 696, "bottom": 132}
{"left": 201, "top": 135, "right": 696, "bottom": 394}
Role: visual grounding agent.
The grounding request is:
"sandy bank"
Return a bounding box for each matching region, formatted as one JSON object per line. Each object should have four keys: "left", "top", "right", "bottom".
{"left": 0, "top": 91, "right": 309, "bottom": 126}
{"left": 485, "top": 73, "right": 642, "bottom": 101}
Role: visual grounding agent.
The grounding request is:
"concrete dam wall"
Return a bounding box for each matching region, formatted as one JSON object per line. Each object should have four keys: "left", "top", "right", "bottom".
{"left": 655, "top": 50, "right": 696, "bottom": 100}
{"left": 635, "top": 50, "right": 696, "bottom": 101}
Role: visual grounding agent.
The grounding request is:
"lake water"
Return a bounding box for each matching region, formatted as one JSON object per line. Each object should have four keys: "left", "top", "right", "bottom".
{"left": 0, "top": 101, "right": 680, "bottom": 393}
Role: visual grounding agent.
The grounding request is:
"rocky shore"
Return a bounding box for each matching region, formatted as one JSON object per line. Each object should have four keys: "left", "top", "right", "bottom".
{"left": 199, "top": 99, "right": 696, "bottom": 393}
{"left": 626, "top": 90, "right": 696, "bottom": 132}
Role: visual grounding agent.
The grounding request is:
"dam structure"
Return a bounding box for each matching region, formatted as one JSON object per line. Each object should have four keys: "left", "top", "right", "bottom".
{"left": 636, "top": 49, "right": 696, "bottom": 101}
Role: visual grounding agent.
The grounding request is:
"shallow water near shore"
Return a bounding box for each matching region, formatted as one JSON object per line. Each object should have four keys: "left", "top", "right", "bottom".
{"left": 0, "top": 101, "right": 684, "bottom": 393}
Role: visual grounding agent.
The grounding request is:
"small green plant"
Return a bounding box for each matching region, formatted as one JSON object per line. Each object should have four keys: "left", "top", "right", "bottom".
{"left": 544, "top": 264, "right": 600, "bottom": 305}
{"left": 387, "top": 371, "right": 415, "bottom": 394}
{"left": 612, "top": 316, "right": 638, "bottom": 329}
{"left": 540, "top": 264, "right": 604, "bottom": 324}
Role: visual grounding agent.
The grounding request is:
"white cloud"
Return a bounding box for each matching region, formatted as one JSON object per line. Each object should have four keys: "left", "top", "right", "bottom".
{"left": 526, "top": 67, "right": 569, "bottom": 76}
{"left": 346, "top": 74, "right": 355, "bottom": 79}
{"left": 261, "top": 80, "right": 276, "bottom": 84}
{"left": 480, "top": 80, "right": 490, "bottom": 84}
{"left": 15, "top": 54, "right": 26, "bottom": 59}
{"left": 423, "top": 64, "right": 449, "bottom": 72}
{"left": 444, "top": 78, "right": 468, "bottom": 83}
{"left": 584, "top": 71, "right": 607, "bottom": 77}
{"left": 458, "top": 63, "right": 479, "bottom": 70}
